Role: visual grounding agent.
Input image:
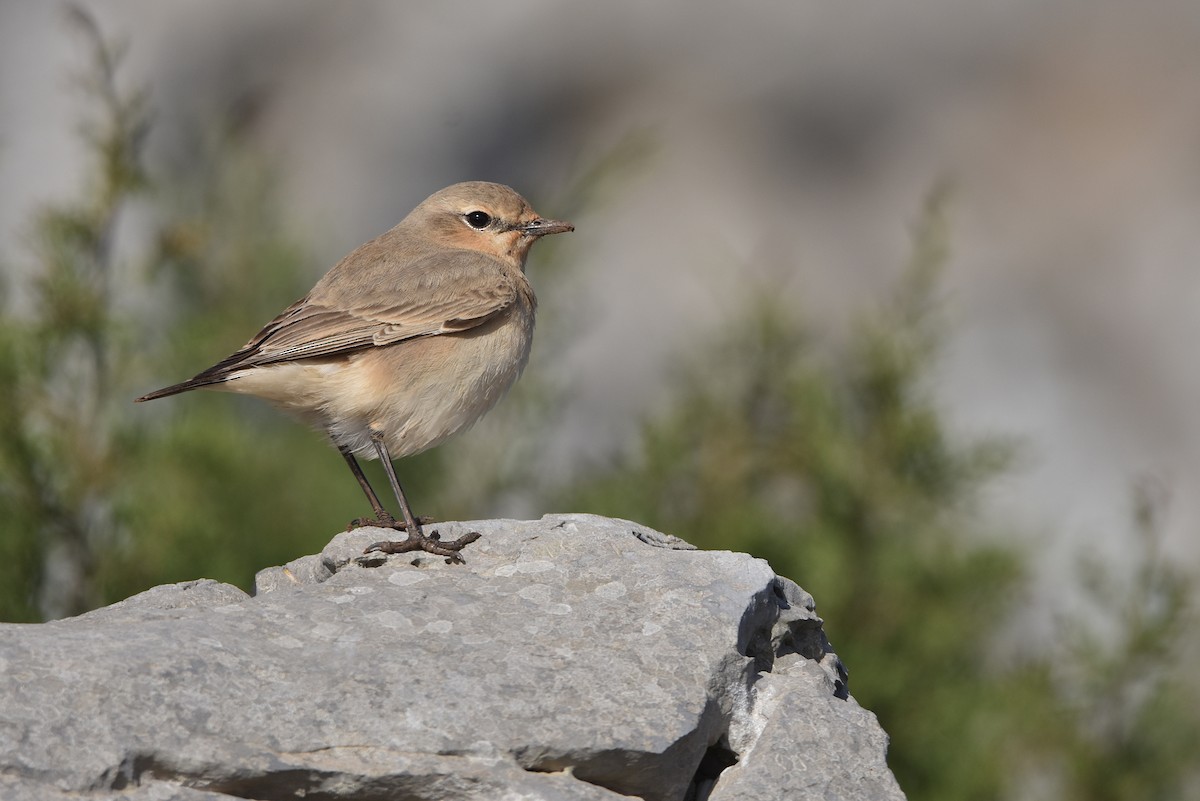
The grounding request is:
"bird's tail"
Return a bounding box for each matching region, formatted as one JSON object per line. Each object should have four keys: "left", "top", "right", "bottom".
{"left": 134, "top": 376, "right": 224, "bottom": 403}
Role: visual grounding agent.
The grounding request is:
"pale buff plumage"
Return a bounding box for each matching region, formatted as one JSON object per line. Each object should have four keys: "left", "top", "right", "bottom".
{"left": 136, "top": 181, "right": 572, "bottom": 560}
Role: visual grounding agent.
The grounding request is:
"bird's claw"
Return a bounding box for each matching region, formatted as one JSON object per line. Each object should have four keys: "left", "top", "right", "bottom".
{"left": 362, "top": 530, "right": 482, "bottom": 564}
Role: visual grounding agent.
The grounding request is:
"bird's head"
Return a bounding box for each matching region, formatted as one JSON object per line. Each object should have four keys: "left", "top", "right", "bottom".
{"left": 413, "top": 181, "right": 574, "bottom": 267}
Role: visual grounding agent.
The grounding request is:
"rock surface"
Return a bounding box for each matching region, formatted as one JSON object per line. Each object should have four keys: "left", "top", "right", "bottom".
{"left": 0, "top": 514, "right": 905, "bottom": 801}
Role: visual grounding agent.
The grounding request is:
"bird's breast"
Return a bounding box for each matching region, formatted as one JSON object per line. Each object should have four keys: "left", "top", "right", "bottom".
{"left": 335, "top": 299, "right": 535, "bottom": 458}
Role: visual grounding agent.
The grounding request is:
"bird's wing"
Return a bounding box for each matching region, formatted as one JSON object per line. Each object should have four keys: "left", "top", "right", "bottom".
{"left": 216, "top": 252, "right": 520, "bottom": 370}
{"left": 137, "top": 251, "right": 522, "bottom": 400}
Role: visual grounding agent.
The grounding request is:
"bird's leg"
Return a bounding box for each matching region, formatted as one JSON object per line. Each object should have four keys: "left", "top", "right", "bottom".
{"left": 338, "top": 444, "right": 399, "bottom": 528}
{"left": 374, "top": 437, "right": 423, "bottom": 536}
{"left": 361, "top": 433, "right": 481, "bottom": 563}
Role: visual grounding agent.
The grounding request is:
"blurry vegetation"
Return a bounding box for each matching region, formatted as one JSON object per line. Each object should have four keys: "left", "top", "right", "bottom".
{"left": 1, "top": 10, "right": 1197, "bottom": 801}
{"left": 0, "top": 8, "right": 375, "bottom": 620}
{"left": 0, "top": 7, "right": 150, "bottom": 620}
{"left": 1018, "top": 482, "right": 1200, "bottom": 801}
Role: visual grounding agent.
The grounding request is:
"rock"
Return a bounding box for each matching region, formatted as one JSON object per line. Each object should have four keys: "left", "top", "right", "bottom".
{"left": 0, "top": 514, "right": 905, "bottom": 801}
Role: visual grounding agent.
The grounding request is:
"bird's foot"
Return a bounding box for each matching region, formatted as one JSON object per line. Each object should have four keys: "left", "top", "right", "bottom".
{"left": 363, "top": 528, "right": 482, "bottom": 564}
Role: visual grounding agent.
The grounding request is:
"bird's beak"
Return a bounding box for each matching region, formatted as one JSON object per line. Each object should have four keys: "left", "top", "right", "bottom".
{"left": 519, "top": 218, "right": 574, "bottom": 237}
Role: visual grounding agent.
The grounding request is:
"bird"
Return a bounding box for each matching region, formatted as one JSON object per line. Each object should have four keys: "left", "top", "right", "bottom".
{"left": 136, "top": 181, "right": 573, "bottom": 562}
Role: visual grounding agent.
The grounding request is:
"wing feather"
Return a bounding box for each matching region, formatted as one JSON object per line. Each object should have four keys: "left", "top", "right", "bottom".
{"left": 151, "top": 250, "right": 523, "bottom": 394}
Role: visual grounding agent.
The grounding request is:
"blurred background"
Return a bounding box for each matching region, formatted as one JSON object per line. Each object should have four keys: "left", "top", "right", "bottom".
{"left": 1, "top": 2, "right": 1198, "bottom": 799}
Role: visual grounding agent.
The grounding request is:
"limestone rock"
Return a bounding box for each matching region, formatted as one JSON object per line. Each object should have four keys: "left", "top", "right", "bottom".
{"left": 0, "top": 514, "right": 905, "bottom": 800}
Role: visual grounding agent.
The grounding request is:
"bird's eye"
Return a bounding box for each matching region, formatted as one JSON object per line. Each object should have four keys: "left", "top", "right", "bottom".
{"left": 465, "top": 210, "right": 492, "bottom": 229}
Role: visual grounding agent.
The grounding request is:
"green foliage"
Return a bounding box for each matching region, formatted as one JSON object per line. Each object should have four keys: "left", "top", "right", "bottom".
{"left": 1019, "top": 482, "right": 1200, "bottom": 801}
{"left": 0, "top": 9, "right": 149, "bottom": 620}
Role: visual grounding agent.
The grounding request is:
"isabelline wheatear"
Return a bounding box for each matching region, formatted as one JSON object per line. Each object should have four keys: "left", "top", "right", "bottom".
{"left": 137, "top": 182, "right": 573, "bottom": 562}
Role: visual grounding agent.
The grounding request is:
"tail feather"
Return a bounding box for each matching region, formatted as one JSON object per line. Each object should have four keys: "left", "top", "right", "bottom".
{"left": 134, "top": 376, "right": 225, "bottom": 402}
